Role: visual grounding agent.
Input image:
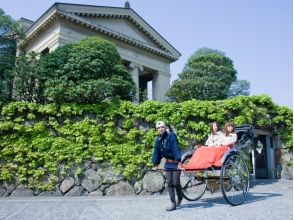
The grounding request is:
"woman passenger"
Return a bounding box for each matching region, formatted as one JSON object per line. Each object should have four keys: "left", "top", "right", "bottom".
{"left": 219, "top": 122, "right": 237, "bottom": 147}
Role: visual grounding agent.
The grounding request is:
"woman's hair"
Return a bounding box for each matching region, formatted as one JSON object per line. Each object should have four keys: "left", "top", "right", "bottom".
{"left": 223, "top": 122, "right": 236, "bottom": 136}
{"left": 210, "top": 122, "right": 220, "bottom": 134}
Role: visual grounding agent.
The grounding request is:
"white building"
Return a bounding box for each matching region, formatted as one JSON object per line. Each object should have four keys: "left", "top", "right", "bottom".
{"left": 17, "top": 2, "right": 181, "bottom": 102}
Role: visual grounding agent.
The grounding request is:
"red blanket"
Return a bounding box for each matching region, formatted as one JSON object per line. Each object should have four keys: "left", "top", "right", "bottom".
{"left": 183, "top": 146, "right": 230, "bottom": 170}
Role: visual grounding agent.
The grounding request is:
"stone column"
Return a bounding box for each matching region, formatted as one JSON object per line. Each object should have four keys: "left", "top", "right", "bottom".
{"left": 152, "top": 71, "right": 171, "bottom": 101}
{"left": 129, "top": 63, "right": 143, "bottom": 103}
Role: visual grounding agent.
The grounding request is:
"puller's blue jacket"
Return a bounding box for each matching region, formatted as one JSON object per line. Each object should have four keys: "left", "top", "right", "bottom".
{"left": 152, "top": 131, "right": 181, "bottom": 165}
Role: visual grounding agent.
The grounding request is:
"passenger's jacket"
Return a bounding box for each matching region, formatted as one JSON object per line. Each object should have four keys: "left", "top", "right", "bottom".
{"left": 220, "top": 133, "right": 237, "bottom": 146}
{"left": 152, "top": 131, "right": 181, "bottom": 165}
{"left": 205, "top": 131, "right": 223, "bottom": 146}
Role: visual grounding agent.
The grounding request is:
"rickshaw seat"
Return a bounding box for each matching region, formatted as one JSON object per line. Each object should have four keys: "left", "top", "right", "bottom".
{"left": 183, "top": 145, "right": 233, "bottom": 170}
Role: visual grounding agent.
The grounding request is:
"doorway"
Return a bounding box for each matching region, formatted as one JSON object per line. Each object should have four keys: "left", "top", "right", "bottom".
{"left": 254, "top": 135, "right": 268, "bottom": 178}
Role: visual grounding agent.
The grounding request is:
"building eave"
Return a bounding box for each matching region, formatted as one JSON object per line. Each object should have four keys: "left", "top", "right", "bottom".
{"left": 18, "top": 3, "right": 180, "bottom": 62}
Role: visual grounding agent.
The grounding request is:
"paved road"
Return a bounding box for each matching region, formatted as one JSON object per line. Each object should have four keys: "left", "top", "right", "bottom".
{"left": 0, "top": 179, "right": 292, "bottom": 220}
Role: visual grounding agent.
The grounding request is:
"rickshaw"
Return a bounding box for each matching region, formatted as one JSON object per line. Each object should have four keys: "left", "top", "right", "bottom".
{"left": 180, "top": 125, "right": 254, "bottom": 206}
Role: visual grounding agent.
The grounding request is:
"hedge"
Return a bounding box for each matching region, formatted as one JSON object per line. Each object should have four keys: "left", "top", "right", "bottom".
{"left": 0, "top": 95, "right": 292, "bottom": 191}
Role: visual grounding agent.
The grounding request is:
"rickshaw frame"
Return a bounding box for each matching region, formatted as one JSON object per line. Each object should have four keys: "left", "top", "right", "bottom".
{"left": 180, "top": 125, "right": 254, "bottom": 206}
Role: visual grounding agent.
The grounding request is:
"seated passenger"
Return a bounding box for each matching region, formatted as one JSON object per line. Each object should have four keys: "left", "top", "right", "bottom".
{"left": 219, "top": 122, "right": 237, "bottom": 147}
{"left": 205, "top": 122, "right": 223, "bottom": 147}
{"left": 184, "top": 122, "right": 237, "bottom": 170}
{"left": 194, "top": 122, "right": 222, "bottom": 149}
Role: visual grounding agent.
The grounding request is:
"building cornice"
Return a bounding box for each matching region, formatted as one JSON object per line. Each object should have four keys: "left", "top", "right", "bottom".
{"left": 72, "top": 11, "right": 167, "bottom": 52}
{"left": 18, "top": 11, "right": 58, "bottom": 49}
{"left": 18, "top": 3, "right": 180, "bottom": 62}
{"left": 60, "top": 11, "right": 177, "bottom": 61}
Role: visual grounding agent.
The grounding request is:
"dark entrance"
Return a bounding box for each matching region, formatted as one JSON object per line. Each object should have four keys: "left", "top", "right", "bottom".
{"left": 254, "top": 135, "right": 268, "bottom": 178}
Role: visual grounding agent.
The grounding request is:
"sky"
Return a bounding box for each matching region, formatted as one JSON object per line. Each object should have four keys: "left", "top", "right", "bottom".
{"left": 1, "top": 0, "right": 292, "bottom": 108}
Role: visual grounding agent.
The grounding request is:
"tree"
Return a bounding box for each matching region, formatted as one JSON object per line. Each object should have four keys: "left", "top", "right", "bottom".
{"left": 0, "top": 42, "right": 14, "bottom": 102}
{"left": 0, "top": 8, "right": 23, "bottom": 39}
{"left": 0, "top": 8, "right": 24, "bottom": 103}
{"left": 39, "top": 36, "right": 136, "bottom": 104}
{"left": 12, "top": 52, "right": 44, "bottom": 102}
{"left": 228, "top": 80, "right": 250, "bottom": 97}
{"left": 167, "top": 48, "right": 237, "bottom": 102}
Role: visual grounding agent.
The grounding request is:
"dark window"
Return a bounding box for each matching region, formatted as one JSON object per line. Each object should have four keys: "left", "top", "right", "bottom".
{"left": 41, "top": 47, "right": 49, "bottom": 55}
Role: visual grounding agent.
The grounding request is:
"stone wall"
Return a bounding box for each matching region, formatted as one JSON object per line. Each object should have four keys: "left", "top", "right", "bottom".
{"left": 1, "top": 155, "right": 292, "bottom": 197}
{"left": 281, "top": 151, "right": 293, "bottom": 180}
{"left": 0, "top": 160, "right": 167, "bottom": 197}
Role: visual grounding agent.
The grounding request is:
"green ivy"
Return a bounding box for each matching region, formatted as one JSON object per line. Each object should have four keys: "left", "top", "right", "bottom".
{"left": 0, "top": 95, "right": 292, "bottom": 191}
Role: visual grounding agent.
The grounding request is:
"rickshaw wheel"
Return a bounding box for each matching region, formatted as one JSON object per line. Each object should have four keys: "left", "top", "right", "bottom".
{"left": 180, "top": 155, "right": 207, "bottom": 201}
{"left": 220, "top": 153, "right": 249, "bottom": 206}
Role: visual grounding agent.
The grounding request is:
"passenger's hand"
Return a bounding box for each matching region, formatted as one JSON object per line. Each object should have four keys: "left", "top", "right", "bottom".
{"left": 194, "top": 145, "right": 201, "bottom": 149}
{"left": 178, "top": 163, "right": 185, "bottom": 171}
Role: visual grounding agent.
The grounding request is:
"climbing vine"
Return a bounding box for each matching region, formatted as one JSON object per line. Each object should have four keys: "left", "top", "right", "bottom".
{"left": 0, "top": 95, "right": 292, "bottom": 191}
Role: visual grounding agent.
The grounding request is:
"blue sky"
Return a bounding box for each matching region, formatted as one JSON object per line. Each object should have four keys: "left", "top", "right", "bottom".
{"left": 1, "top": 0, "right": 292, "bottom": 108}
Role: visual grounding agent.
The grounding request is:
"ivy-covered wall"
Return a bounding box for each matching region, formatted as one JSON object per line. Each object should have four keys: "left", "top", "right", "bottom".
{"left": 0, "top": 95, "right": 292, "bottom": 191}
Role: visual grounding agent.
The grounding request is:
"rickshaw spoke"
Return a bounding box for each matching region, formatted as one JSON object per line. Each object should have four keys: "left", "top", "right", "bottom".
{"left": 220, "top": 154, "right": 249, "bottom": 206}
{"left": 180, "top": 156, "right": 207, "bottom": 201}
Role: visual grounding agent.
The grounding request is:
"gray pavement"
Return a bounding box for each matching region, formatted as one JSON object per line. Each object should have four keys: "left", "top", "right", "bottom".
{"left": 0, "top": 179, "right": 292, "bottom": 220}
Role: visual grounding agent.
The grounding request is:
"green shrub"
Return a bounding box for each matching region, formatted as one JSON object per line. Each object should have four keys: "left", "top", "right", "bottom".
{"left": 0, "top": 95, "right": 292, "bottom": 190}
{"left": 12, "top": 37, "right": 136, "bottom": 104}
{"left": 167, "top": 48, "right": 237, "bottom": 101}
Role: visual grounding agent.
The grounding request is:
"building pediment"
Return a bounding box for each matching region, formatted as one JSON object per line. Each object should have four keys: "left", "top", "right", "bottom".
{"left": 18, "top": 3, "right": 181, "bottom": 62}
{"left": 76, "top": 16, "right": 159, "bottom": 49}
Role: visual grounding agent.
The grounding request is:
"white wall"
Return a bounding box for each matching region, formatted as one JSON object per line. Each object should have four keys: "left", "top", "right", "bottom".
{"left": 23, "top": 21, "right": 60, "bottom": 53}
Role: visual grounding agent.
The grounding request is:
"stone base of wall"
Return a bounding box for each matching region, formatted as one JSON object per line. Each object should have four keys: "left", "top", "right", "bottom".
{"left": 0, "top": 161, "right": 167, "bottom": 197}
{"left": 281, "top": 165, "right": 293, "bottom": 180}
{"left": 280, "top": 151, "right": 293, "bottom": 180}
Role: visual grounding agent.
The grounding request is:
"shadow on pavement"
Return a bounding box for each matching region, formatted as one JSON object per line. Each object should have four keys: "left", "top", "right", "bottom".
{"left": 250, "top": 178, "right": 279, "bottom": 188}
{"left": 245, "top": 192, "right": 282, "bottom": 204}
{"left": 179, "top": 195, "right": 234, "bottom": 209}
{"left": 178, "top": 191, "right": 282, "bottom": 209}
